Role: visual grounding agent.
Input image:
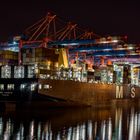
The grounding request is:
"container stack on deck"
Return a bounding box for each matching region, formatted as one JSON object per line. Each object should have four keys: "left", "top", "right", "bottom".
{"left": 21, "top": 48, "right": 59, "bottom": 69}
{"left": 0, "top": 50, "right": 18, "bottom": 65}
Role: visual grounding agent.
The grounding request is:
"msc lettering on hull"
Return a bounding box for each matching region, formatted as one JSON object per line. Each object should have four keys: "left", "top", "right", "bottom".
{"left": 130, "top": 87, "right": 135, "bottom": 98}
{"left": 116, "top": 86, "right": 123, "bottom": 99}
{"left": 116, "top": 85, "right": 136, "bottom": 99}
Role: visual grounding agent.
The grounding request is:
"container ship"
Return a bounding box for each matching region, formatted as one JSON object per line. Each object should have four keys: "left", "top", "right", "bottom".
{"left": 0, "top": 13, "right": 140, "bottom": 107}
{"left": 0, "top": 41, "right": 140, "bottom": 107}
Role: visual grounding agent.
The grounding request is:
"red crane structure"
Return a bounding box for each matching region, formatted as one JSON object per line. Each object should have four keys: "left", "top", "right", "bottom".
{"left": 18, "top": 12, "right": 100, "bottom": 65}
{"left": 0, "top": 12, "right": 139, "bottom": 67}
{"left": 18, "top": 12, "right": 131, "bottom": 67}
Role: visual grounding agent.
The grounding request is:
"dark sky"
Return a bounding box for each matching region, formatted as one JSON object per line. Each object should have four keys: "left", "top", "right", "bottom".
{"left": 0, "top": 0, "right": 140, "bottom": 43}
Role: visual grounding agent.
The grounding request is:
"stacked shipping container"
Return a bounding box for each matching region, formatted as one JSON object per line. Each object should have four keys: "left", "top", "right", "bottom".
{"left": 21, "top": 48, "right": 59, "bottom": 69}
{"left": 0, "top": 50, "right": 18, "bottom": 65}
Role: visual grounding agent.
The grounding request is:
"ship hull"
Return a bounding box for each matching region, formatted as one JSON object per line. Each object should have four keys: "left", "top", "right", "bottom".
{"left": 38, "top": 79, "right": 140, "bottom": 106}
{"left": 0, "top": 78, "right": 140, "bottom": 107}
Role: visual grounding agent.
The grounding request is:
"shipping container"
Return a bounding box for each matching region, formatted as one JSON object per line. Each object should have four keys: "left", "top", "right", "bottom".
{"left": 21, "top": 48, "right": 59, "bottom": 68}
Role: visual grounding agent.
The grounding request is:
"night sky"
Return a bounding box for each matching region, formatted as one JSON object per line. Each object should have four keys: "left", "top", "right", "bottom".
{"left": 0, "top": 0, "right": 140, "bottom": 43}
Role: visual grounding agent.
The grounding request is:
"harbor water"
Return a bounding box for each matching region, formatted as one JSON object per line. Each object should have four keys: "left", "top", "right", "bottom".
{"left": 0, "top": 105, "right": 140, "bottom": 140}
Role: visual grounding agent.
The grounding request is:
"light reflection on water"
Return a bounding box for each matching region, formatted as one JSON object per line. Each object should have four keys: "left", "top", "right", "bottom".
{"left": 0, "top": 106, "right": 140, "bottom": 140}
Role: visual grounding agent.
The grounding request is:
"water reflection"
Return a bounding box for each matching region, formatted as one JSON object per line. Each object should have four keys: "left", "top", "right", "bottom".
{"left": 0, "top": 106, "right": 140, "bottom": 139}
